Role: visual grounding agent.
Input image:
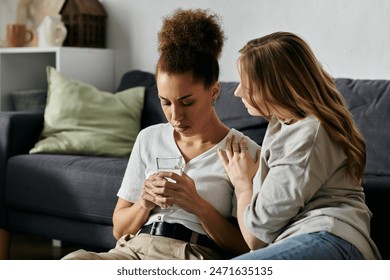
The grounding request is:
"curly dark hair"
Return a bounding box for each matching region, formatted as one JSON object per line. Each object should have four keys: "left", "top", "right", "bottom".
{"left": 156, "top": 8, "right": 226, "bottom": 88}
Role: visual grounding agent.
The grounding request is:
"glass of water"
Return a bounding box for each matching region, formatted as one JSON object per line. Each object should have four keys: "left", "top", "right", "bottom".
{"left": 156, "top": 155, "right": 184, "bottom": 209}
{"left": 156, "top": 155, "right": 184, "bottom": 178}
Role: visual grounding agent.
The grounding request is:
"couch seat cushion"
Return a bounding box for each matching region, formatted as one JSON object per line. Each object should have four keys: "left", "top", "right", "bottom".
{"left": 6, "top": 154, "right": 128, "bottom": 225}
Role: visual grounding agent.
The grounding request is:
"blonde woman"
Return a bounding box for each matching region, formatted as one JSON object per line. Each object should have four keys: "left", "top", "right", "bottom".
{"left": 218, "top": 32, "right": 381, "bottom": 259}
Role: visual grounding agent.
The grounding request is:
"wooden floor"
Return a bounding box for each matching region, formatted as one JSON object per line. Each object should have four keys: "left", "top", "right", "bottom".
{"left": 9, "top": 233, "right": 95, "bottom": 260}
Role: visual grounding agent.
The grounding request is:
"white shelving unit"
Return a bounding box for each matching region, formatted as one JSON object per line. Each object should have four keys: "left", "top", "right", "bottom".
{"left": 0, "top": 47, "right": 114, "bottom": 111}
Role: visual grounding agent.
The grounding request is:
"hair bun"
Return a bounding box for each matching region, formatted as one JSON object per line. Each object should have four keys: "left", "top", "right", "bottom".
{"left": 158, "top": 8, "right": 225, "bottom": 59}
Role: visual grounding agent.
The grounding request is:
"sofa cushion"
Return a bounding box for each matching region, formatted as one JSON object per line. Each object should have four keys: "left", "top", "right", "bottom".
{"left": 30, "top": 67, "right": 145, "bottom": 157}
{"left": 5, "top": 154, "right": 128, "bottom": 225}
{"left": 336, "top": 79, "right": 390, "bottom": 176}
{"left": 116, "top": 70, "right": 166, "bottom": 128}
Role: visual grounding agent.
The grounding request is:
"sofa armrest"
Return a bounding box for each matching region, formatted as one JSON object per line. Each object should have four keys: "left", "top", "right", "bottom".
{"left": 0, "top": 111, "right": 44, "bottom": 184}
{"left": 0, "top": 111, "right": 43, "bottom": 228}
{"left": 0, "top": 111, "right": 44, "bottom": 159}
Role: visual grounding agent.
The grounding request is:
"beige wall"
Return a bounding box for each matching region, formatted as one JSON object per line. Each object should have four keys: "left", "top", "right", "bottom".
{"left": 102, "top": 0, "right": 390, "bottom": 85}
{"left": 1, "top": 0, "right": 389, "bottom": 85}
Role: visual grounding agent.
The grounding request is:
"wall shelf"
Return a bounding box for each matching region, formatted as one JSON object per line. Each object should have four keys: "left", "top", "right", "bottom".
{"left": 0, "top": 47, "right": 114, "bottom": 111}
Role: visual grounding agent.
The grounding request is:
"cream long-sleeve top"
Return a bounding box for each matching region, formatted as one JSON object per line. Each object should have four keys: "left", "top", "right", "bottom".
{"left": 245, "top": 115, "right": 381, "bottom": 259}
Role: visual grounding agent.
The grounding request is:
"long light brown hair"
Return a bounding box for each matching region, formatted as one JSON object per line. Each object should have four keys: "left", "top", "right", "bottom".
{"left": 238, "top": 31, "right": 365, "bottom": 185}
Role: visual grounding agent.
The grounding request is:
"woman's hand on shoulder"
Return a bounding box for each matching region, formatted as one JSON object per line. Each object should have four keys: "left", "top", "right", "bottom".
{"left": 218, "top": 134, "right": 260, "bottom": 194}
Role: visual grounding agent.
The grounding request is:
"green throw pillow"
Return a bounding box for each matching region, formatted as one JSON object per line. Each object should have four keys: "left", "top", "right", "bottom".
{"left": 30, "top": 67, "right": 145, "bottom": 157}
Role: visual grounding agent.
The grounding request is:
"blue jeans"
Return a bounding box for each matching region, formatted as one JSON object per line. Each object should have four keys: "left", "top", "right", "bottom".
{"left": 233, "top": 231, "right": 364, "bottom": 260}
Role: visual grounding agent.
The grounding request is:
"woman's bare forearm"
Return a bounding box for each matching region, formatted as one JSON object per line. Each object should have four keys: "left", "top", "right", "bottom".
{"left": 112, "top": 199, "right": 151, "bottom": 240}
{"left": 236, "top": 189, "right": 267, "bottom": 250}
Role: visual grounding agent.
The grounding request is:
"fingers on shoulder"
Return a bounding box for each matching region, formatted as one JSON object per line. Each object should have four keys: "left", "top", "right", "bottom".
{"left": 218, "top": 148, "right": 228, "bottom": 164}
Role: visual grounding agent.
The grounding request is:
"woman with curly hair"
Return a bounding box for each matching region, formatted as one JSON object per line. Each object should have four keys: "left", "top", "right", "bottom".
{"left": 218, "top": 32, "right": 381, "bottom": 259}
{"left": 62, "top": 8, "right": 259, "bottom": 260}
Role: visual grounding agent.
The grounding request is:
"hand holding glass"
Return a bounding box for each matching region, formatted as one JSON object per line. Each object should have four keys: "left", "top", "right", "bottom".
{"left": 156, "top": 155, "right": 184, "bottom": 208}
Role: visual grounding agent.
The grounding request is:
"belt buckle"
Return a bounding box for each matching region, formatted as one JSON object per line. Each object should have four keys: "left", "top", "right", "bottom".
{"left": 189, "top": 231, "right": 199, "bottom": 244}
{"left": 150, "top": 222, "right": 158, "bottom": 235}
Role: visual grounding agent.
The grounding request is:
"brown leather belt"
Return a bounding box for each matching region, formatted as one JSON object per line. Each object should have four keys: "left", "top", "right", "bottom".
{"left": 139, "top": 222, "right": 217, "bottom": 249}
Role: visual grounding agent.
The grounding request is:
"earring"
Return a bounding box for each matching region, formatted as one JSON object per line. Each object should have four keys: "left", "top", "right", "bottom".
{"left": 211, "top": 95, "right": 220, "bottom": 106}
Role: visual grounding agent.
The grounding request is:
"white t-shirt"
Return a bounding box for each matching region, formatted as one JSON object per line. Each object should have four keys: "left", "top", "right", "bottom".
{"left": 117, "top": 123, "right": 260, "bottom": 235}
{"left": 245, "top": 115, "right": 381, "bottom": 259}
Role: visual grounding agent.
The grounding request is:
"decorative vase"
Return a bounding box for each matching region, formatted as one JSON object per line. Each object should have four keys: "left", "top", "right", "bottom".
{"left": 37, "top": 14, "right": 67, "bottom": 47}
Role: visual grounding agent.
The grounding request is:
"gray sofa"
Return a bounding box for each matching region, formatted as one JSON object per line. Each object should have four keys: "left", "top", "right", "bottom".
{"left": 0, "top": 70, "right": 388, "bottom": 259}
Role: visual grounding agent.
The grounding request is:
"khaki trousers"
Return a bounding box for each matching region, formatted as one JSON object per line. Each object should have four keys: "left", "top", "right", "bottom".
{"left": 62, "top": 233, "right": 223, "bottom": 260}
